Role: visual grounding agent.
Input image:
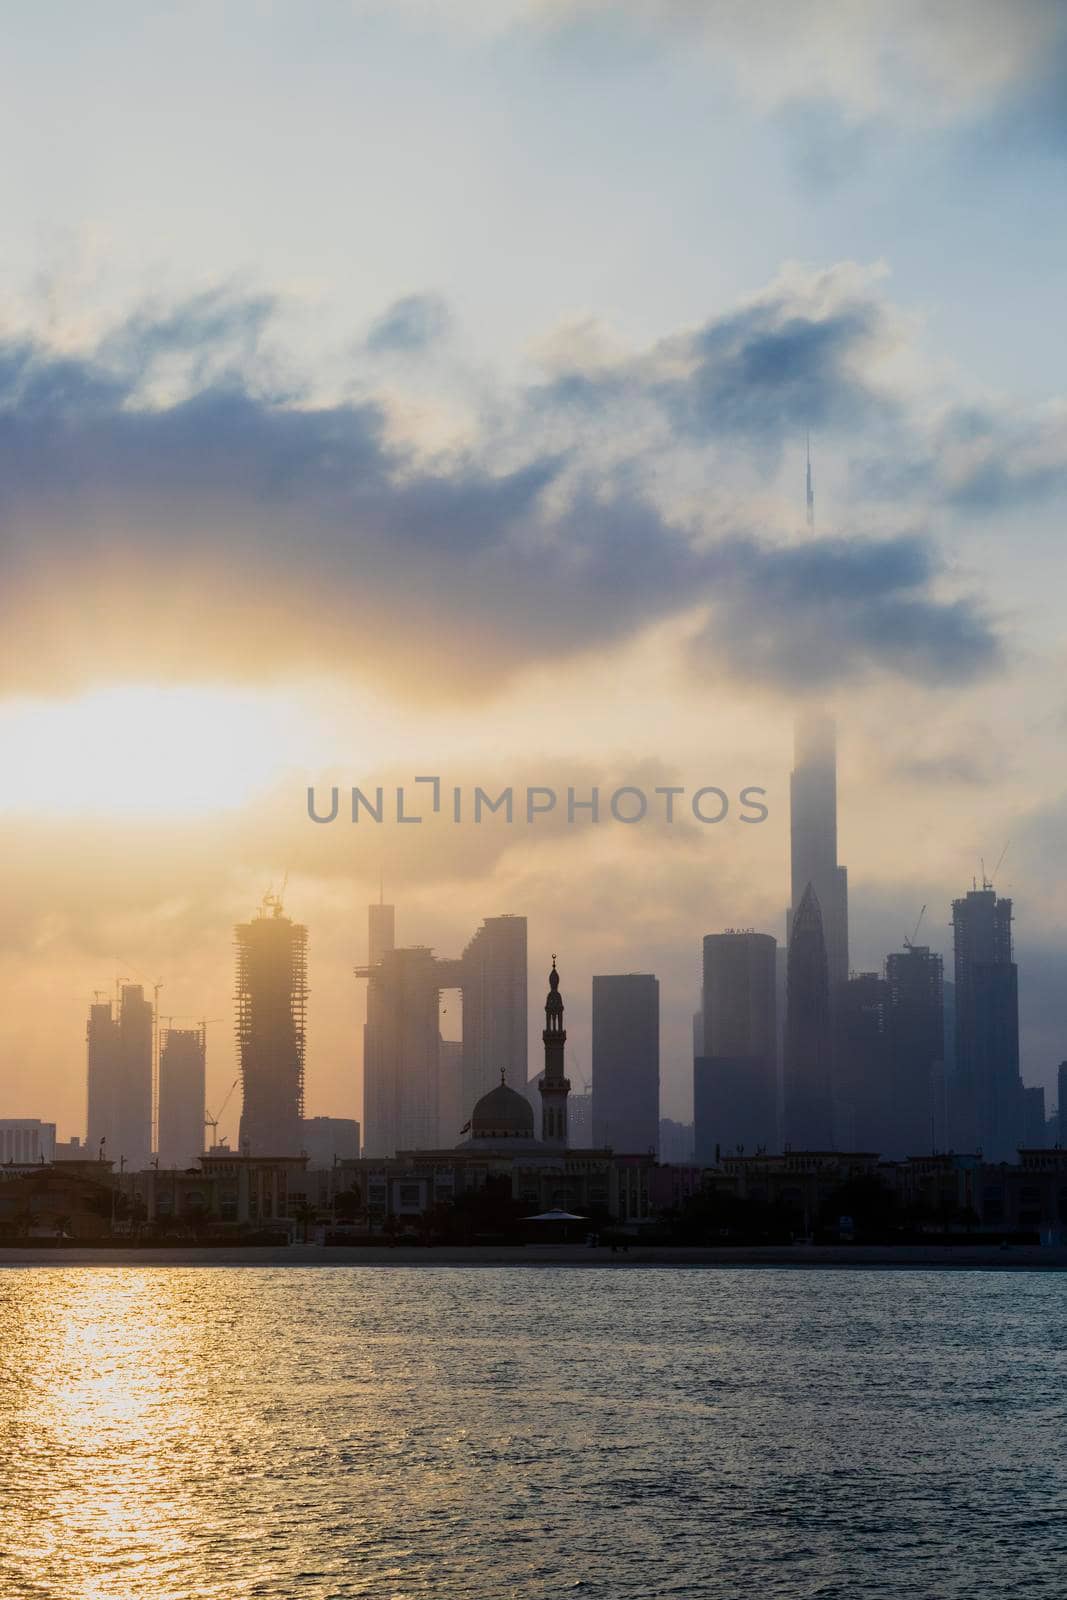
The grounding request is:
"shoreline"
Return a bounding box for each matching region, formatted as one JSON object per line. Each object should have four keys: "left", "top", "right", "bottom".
{"left": 3, "top": 1243, "right": 1067, "bottom": 1270}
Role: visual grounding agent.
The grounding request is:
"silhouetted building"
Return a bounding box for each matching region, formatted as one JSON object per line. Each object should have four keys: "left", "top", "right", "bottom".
{"left": 540, "top": 959, "right": 571, "bottom": 1147}
{"left": 86, "top": 986, "right": 153, "bottom": 1171}
{"left": 784, "top": 885, "right": 834, "bottom": 1149}
{"left": 1059, "top": 1063, "right": 1067, "bottom": 1147}
{"left": 701, "top": 932, "right": 777, "bottom": 1059}
{"left": 697, "top": 931, "right": 777, "bottom": 1160}
{"left": 694, "top": 1056, "right": 776, "bottom": 1164}
{"left": 158, "top": 1027, "right": 206, "bottom": 1169}
{"left": 235, "top": 894, "right": 308, "bottom": 1156}
{"left": 360, "top": 945, "right": 441, "bottom": 1157}
{"left": 53, "top": 1135, "right": 87, "bottom": 1161}
{"left": 455, "top": 916, "right": 527, "bottom": 1114}
{"left": 143, "top": 1152, "right": 310, "bottom": 1231}
{"left": 1023, "top": 1087, "right": 1048, "bottom": 1150}
{"left": 300, "top": 1116, "right": 361, "bottom": 1168}
{"left": 659, "top": 1118, "right": 694, "bottom": 1164}
{"left": 950, "top": 885, "right": 1022, "bottom": 1162}
{"left": 359, "top": 913, "right": 527, "bottom": 1158}
{"left": 789, "top": 714, "right": 848, "bottom": 996}
{"left": 437, "top": 1038, "right": 465, "bottom": 1144}
{"left": 0, "top": 1119, "right": 56, "bottom": 1164}
{"left": 885, "top": 944, "right": 944, "bottom": 1157}
{"left": 592, "top": 974, "right": 659, "bottom": 1154}
{"left": 834, "top": 972, "right": 888, "bottom": 1152}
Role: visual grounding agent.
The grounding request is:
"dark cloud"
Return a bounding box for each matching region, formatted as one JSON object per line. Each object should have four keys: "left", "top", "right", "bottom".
{"left": 365, "top": 293, "right": 452, "bottom": 354}
{"left": 537, "top": 278, "right": 895, "bottom": 450}
{"left": 0, "top": 290, "right": 999, "bottom": 698}
{"left": 690, "top": 535, "right": 999, "bottom": 689}
{"left": 851, "top": 404, "right": 1067, "bottom": 515}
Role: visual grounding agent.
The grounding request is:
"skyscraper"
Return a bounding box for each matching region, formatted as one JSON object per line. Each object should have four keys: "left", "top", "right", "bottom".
{"left": 456, "top": 916, "right": 527, "bottom": 1115}
{"left": 695, "top": 932, "right": 777, "bottom": 1162}
{"left": 701, "top": 932, "right": 777, "bottom": 1061}
{"left": 539, "top": 958, "right": 570, "bottom": 1147}
{"left": 358, "top": 912, "right": 528, "bottom": 1157}
{"left": 788, "top": 714, "right": 849, "bottom": 996}
{"left": 115, "top": 984, "right": 154, "bottom": 1171}
{"left": 86, "top": 998, "right": 119, "bottom": 1159}
{"left": 368, "top": 899, "right": 395, "bottom": 968}
{"left": 1023, "top": 1086, "right": 1048, "bottom": 1149}
{"left": 592, "top": 973, "right": 660, "bottom": 1155}
{"left": 885, "top": 944, "right": 944, "bottom": 1158}
{"left": 158, "top": 1026, "right": 206, "bottom": 1169}
{"left": 359, "top": 945, "right": 441, "bottom": 1156}
{"left": 950, "top": 885, "right": 1022, "bottom": 1162}
{"left": 834, "top": 972, "right": 888, "bottom": 1153}
{"left": 87, "top": 985, "right": 154, "bottom": 1170}
{"left": 784, "top": 885, "right": 834, "bottom": 1148}
{"left": 235, "top": 894, "right": 308, "bottom": 1156}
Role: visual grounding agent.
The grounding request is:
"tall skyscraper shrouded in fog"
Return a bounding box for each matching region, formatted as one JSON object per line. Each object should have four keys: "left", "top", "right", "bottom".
{"left": 235, "top": 894, "right": 308, "bottom": 1156}
{"left": 592, "top": 974, "right": 659, "bottom": 1155}
{"left": 158, "top": 1025, "right": 206, "bottom": 1169}
{"left": 539, "top": 959, "right": 571, "bottom": 1147}
{"left": 695, "top": 932, "right": 777, "bottom": 1162}
{"left": 86, "top": 985, "right": 153, "bottom": 1170}
{"left": 789, "top": 714, "right": 848, "bottom": 996}
{"left": 784, "top": 885, "right": 834, "bottom": 1148}
{"left": 951, "top": 884, "right": 1022, "bottom": 1163}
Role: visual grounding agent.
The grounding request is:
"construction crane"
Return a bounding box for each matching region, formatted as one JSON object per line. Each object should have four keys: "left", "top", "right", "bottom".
{"left": 903, "top": 906, "right": 926, "bottom": 951}
{"left": 204, "top": 1077, "right": 239, "bottom": 1150}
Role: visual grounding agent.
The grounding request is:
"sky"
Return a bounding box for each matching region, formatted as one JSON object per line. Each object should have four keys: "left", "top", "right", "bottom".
{"left": 1, "top": 0, "right": 1066, "bottom": 1140}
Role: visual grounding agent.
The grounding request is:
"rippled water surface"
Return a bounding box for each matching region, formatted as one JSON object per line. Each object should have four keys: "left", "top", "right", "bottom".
{"left": 1, "top": 1266, "right": 1066, "bottom": 1598}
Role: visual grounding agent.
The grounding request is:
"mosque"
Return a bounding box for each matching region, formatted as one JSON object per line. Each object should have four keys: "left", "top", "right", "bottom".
{"left": 348, "top": 959, "right": 657, "bottom": 1226}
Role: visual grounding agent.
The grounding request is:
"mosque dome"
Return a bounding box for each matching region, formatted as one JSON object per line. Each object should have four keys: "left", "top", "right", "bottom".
{"left": 469, "top": 1075, "right": 535, "bottom": 1141}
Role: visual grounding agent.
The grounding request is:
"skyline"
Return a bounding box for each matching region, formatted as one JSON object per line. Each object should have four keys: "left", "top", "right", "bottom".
{"left": 2, "top": 0, "right": 1066, "bottom": 1141}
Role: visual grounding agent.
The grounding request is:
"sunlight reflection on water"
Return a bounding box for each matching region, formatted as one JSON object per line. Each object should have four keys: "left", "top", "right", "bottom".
{"left": 1, "top": 1266, "right": 1065, "bottom": 1599}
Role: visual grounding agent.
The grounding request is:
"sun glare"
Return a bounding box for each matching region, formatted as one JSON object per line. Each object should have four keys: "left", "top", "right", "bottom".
{"left": 0, "top": 685, "right": 309, "bottom": 817}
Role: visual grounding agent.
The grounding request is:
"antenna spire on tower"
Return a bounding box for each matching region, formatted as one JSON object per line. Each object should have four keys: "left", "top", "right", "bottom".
{"left": 805, "top": 431, "right": 815, "bottom": 532}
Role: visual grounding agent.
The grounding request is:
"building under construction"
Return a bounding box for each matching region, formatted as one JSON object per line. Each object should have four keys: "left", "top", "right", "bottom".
{"left": 235, "top": 893, "right": 308, "bottom": 1156}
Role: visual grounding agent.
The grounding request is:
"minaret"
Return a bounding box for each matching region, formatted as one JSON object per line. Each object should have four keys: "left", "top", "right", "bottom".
{"left": 539, "top": 956, "right": 570, "bottom": 1148}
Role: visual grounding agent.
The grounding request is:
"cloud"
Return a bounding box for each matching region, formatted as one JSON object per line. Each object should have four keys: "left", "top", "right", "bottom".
{"left": 689, "top": 535, "right": 999, "bottom": 690}
{"left": 0, "top": 275, "right": 1001, "bottom": 700}
{"left": 365, "top": 293, "right": 453, "bottom": 354}
{"left": 534, "top": 263, "right": 900, "bottom": 450}
{"left": 852, "top": 402, "right": 1067, "bottom": 515}
{"left": 377, "top": 1, "right": 1067, "bottom": 137}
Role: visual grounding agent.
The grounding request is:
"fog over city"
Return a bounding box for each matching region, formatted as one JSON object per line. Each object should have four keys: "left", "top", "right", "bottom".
{"left": 2, "top": 0, "right": 1066, "bottom": 1142}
